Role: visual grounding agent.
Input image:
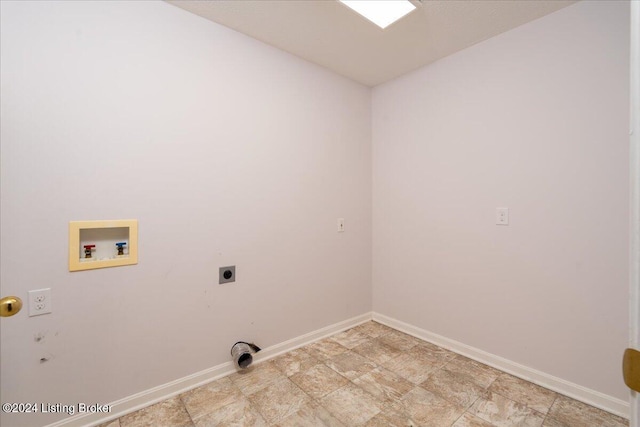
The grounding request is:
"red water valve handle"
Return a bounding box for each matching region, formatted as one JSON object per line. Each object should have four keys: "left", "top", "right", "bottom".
{"left": 83, "top": 244, "right": 96, "bottom": 259}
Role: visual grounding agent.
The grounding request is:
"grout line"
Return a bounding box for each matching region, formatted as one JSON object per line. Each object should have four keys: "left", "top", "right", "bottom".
{"left": 541, "top": 394, "right": 559, "bottom": 426}
{"left": 178, "top": 393, "right": 196, "bottom": 427}
{"left": 449, "top": 410, "right": 467, "bottom": 427}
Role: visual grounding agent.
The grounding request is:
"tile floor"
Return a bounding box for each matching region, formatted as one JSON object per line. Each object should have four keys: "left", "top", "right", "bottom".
{"left": 99, "top": 322, "right": 629, "bottom": 427}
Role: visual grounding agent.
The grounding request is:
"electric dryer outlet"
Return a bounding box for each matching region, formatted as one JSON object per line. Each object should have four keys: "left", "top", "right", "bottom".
{"left": 219, "top": 266, "right": 236, "bottom": 284}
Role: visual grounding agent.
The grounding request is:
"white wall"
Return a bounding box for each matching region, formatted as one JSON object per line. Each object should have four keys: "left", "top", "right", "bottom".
{"left": 0, "top": 1, "right": 372, "bottom": 426}
{"left": 373, "top": 0, "right": 629, "bottom": 403}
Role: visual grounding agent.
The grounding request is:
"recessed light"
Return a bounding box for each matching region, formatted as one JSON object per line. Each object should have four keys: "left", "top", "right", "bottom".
{"left": 339, "top": 0, "right": 416, "bottom": 29}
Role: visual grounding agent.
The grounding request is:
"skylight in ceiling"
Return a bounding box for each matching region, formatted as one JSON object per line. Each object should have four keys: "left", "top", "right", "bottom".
{"left": 339, "top": 0, "right": 416, "bottom": 29}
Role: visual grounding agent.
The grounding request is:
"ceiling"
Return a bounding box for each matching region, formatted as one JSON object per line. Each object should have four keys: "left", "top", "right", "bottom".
{"left": 166, "top": 0, "right": 576, "bottom": 87}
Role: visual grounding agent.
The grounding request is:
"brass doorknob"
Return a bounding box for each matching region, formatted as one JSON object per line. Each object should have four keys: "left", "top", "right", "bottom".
{"left": 0, "top": 296, "right": 22, "bottom": 317}
{"left": 623, "top": 348, "right": 640, "bottom": 392}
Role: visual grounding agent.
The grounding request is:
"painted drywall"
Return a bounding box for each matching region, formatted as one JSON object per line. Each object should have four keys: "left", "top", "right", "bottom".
{"left": 0, "top": 1, "right": 371, "bottom": 425}
{"left": 373, "top": 0, "right": 629, "bottom": 402}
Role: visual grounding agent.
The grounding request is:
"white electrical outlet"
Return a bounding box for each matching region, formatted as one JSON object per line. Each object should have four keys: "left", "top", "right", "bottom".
{"left": 28, "top": 289, "right": 52, "bottom": 316}
{"left": 496, "top": 207, "right": 509, "bottom": 225}
{"left": 337, "top": 218, "right": 345, "bottom": 233}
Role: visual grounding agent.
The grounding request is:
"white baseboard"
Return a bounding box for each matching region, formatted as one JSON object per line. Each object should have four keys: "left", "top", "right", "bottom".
{"left": 372, "top": 312, "right": 630, "bottom": 419}
{"left": 46, "top": 312, "right": 372, "bottom": 427}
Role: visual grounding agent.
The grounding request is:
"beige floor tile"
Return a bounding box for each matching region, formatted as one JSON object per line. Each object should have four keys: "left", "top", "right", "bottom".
{"left": 304, "top": 338, "right": 349, "bottom": 361}
{"left": 469, "top": 391, "right": 545, "bottom": 427}
{"left": 115, "top": 325, "right": 627, "bottom": 427}
{"left": 540, "top": 416, "right": 565, "bottom": 427}
{"left": 290, "top": 363, "right": 349, "bottom": 399}
{"left": 377, "top": 330, "right": 421, "bottom": 352}
{"left": 320, "top": 383, "right": 383, "bottom": 426}
{"left": 382, "top": 349, "right": 444, "bottom": 384}
{"left": 180, "top": 377, "right": 243, "bottom": 419}
{"left": 351, "top": 321, "right": 395, "bottom": 338}
{"left": 228, "top": 361, "right": 285, "bottom": 396}
{"left": 325, "top": 350, "right": 378, "bottom": 380}
{"left": 421, "top": 367, "right": 487, "bottom": 409}
{"left": 248, "top": 377, "right": 310, "bottom": 424}
{"left": 352, "top": 338, "right": 402, "bottom": 365}
{"left": 275, "top": 400, "right": 345, "bottom": 427}
{"left": 452, "top": 412, "right": 496, "bottom": 427}
{"left": 418, "top": 340, "right": 453, "bottom": 352}
{"left": 545, "top": 395, "right": 629, "bottom": 427}
{"left": 363, "top": 403, "right": 418, "bottom": 427}
{"left": 489, "top": 373, "right": 557, "bottom": 414}
{"left": 192, "top": 397, "right": 267, "bottom": 427}
{"left": 352, "top": 367, "right": 414, "bottom": 403}
{"left": 392, "top": 386, "right": 466, "bottom": 427}
{"left": 442, "top": 356, "right": 502, "bottom": 389}
{"left": 413, "top": 341, "right": 457, "bottom": 363}
{"left": 272, "top": 348, "right": 319, "bottom": 377}
{"left": 330, "top": 329, "right": 372, "bottom": 349}
{"left": 120, "top": 396, "right": 193, "bottom": 427}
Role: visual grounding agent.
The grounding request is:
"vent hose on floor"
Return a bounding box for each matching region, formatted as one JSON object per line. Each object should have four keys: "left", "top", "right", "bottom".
{"left": 231, "top": 341, "right": 261, "bottom": 369}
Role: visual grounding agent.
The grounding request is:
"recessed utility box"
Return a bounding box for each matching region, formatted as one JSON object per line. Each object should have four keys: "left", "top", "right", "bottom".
{"left": 69, "top": 219, "right": 138, "bottom": 271}
{"left": 219, "top": 266, "right": 236, "bottom": 284}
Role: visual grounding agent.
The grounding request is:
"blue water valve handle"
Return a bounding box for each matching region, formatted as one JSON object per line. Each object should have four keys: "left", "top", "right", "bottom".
{"left": 115, "top": 242, "right": 127, "bottom": 255}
